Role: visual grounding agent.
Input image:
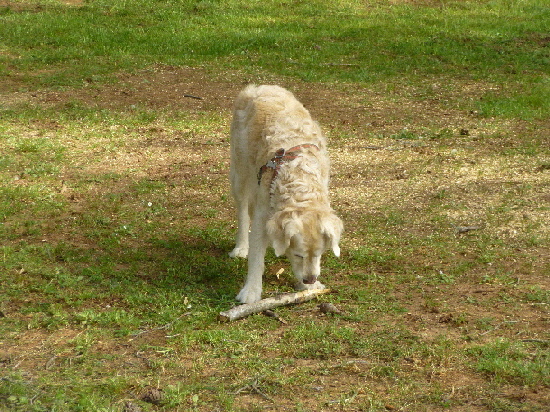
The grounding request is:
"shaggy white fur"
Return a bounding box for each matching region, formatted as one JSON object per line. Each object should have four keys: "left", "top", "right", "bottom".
{"left": 229, "top": 85, "right": 343, "bottom": 304}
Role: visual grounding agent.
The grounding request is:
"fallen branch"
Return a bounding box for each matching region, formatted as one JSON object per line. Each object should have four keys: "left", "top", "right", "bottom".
{"left": 183, "top": 94, "right": 203, "bottom": 100}
{"left": 522, "top": 339, "right": 549, "bottom": 344}
{"left": 234, "top": 377, "right": 274, "bottom": 402}
{"left": 320, "top": 63, "right": 361, "bottom": 67}
{"left": 455, "top": 225, "right": 483, "bottom": 234}
{"left": 218, "top": 289, "right": 331, "bottom": 322}
{"left": 129, "top": 313, "right": 190, "bottom": 340}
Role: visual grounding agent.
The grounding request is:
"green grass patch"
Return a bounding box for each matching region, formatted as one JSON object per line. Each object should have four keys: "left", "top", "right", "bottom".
{"left": 468, "top": 339, "right": 550, "bottom": 387}
{"left": 1, "top": 0, "right": 549, "bottom": 118}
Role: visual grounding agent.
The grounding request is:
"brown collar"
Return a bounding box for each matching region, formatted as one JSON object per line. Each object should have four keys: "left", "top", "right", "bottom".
{"left": 257, "top": 144, "right": 319, "bottom": 185}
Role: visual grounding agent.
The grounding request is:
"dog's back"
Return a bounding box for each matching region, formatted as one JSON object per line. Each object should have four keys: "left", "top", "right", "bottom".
{"left": 230, "top": 85, "right": 326, "bottom": 172}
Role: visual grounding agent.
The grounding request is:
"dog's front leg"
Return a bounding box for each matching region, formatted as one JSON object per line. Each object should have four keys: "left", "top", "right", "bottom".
{"left": 236, "top": 209, "right": 268, "bottom": 303}
{"left": 229, "top": 201, "right": 250, "bottom": 258}
{"left": 229, "top": 173, "right": 250, "bottom": 258}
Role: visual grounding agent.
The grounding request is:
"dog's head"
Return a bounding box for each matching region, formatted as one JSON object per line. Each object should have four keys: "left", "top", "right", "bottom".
{"left": 266, "top": 209, "right": 343, "bottom": 284}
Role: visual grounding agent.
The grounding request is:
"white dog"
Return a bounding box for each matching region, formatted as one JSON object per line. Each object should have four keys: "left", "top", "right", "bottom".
{"left": 229, "top": 85, "right": 343, "bottom": 304}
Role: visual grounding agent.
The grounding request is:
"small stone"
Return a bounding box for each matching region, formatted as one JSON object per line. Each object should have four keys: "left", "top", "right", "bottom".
{"left": 318, "top": 302, "right": 343, "bottom": 315}
{"left": 140, "top": 387, "right": 164, "bottom": 405}
{"left": 439, "top": 313, "right": 454, "bottom": 323}
{"left": 122, "top": 401, "right": 143, "bottom": 412}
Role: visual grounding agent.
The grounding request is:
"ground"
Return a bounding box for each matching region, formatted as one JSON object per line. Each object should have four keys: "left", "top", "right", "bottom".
{"left": 1, "top": 65, "right": 549, "bottom": 411}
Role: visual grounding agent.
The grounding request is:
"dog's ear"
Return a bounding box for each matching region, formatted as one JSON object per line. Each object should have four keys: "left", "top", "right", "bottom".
{"left": 266, "top": 216, "right": 284, "bottom": 256}
{"left": 321, "top": 213, "right": 343, "bottom": 257}
{"left": 267, "top": 214, "right": 303, "bottom": 256}
{"left": 271, "top": 233, "right": 289, "bottom": 257}
{"left": 284, "top": 219, "right": 302, "bottom": 247}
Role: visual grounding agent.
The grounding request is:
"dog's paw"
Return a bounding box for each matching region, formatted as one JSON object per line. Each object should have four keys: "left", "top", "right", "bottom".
{"left": 229, "top": 247, "right": 249, "bottom": 258}
{"left": 295, "top": 281, "right": 326, "bottom": 291}
{"left": 236, "top": 286, "right": 262, "bottom": 303}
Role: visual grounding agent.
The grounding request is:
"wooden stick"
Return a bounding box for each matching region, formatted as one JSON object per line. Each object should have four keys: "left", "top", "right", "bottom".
{"left": 218, "top": 289, "right": 331, "bottom": 322}
{"left": 183, "top": 94, "right": 203, "bottom": 100}
{"left": 455, "top": 225, "right": 483, "bottom": 234}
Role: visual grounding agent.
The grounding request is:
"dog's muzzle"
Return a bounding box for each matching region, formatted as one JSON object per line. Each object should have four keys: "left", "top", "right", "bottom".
{"left": 302, "top": 276, "right": 317, "bottom": 285}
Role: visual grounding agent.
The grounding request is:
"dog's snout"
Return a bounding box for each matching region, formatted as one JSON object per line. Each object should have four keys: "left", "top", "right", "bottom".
{"left": 303, "top": 276, "right": 317, "bottom": 285}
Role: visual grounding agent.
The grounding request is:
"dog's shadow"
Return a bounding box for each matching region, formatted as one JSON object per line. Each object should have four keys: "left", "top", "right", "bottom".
{"left": 141, "top": 228, "right": 245, "bottom": 302}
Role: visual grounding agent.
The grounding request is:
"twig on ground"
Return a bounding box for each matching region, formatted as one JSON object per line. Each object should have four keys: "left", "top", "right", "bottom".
{"left": 218, "top": 289, "right": 331, "bottom": 322}
{"left": 320, "top": 63, "right": 361, "bottom": 67}
{"left": 521, "top": 339, "right": 549, "bottom": 344}
{"left": 183, "top": 94, "right": 203, "bottom": 100}
{"left": 455, "top": 225, "right": 483, "bottom": 234}
{"left": 130, "top": 313, "right": 190, "bottom": 339}
{"left": 479, "top": 320, "right": 519, "bottom": 336}
{"left": 234, "top": 377, "right": 275, "bottom": 402}
{"left": 262, "top": 309, "right": 287, "bottom": 324}
{"left": 45, "top": 356, "right": 57, "bottom": 370}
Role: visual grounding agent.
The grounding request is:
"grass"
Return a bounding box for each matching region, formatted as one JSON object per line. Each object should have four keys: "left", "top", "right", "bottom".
{"left": 1, "top": 0, "right": 549, "bottom": 411}
{"left": 1, "top": 0, "right": 549, "bottom": 119}
{"left": 469, "top": 339, "right": 550, "bottom": 386}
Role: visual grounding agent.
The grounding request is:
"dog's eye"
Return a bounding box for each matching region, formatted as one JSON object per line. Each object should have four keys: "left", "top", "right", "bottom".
{"left": 294, "top": 254, "right": 304, "bottom": 259}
